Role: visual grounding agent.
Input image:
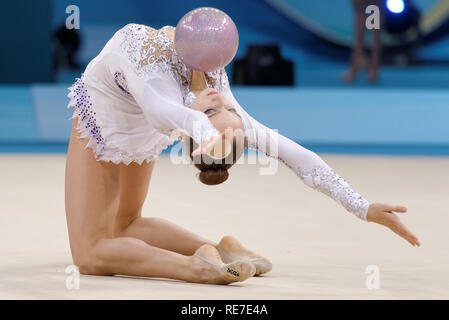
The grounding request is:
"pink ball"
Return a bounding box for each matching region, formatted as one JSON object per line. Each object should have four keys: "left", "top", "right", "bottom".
{"left": 175, "top": 7, "right": 239, "bottom": 73}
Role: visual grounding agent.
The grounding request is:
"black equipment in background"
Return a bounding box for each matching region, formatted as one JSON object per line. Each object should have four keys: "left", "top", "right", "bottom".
{"left": 232, "top": 44, "right": 294, "bottom": 86}
{"left": 53, "top": 24, "right": 82, "bottom": 70}
{"left": 384, "top": 0, "right": 422, "bottom": 65}
{"left": 384, "top": 0, "right": 421, "bottom": 35}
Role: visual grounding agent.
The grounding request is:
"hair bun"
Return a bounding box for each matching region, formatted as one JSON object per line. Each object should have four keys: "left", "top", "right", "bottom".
{"left": 199, "top": 168, "right": 229, "bottom": 185}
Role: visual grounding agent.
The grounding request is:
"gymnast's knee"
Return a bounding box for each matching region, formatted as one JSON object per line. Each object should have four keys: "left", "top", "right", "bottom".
{"left": 73, "top": 245, "right": 110, "bottom": 276}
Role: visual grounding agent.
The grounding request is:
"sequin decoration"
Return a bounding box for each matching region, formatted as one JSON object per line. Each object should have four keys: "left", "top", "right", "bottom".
{"left": 67, "top": 75, "right": 173, "bottom": 165}
{"left": 184, "top": 91, "right": 197, "bottom": 107}
{"left": 295, "top": 164, "right": 369, "bottom": 220}
{"left": 68, "top": 76, "right": 105, "bottom": 153}
{"left": 114, "top": 72, "right": 131, "bottom": 96}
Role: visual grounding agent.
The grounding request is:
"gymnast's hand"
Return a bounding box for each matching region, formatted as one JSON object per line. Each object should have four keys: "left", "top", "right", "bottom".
{"left": 192, "top": 129, "right": 234, "bottom": 158}
{"left": 366, "top": 203, "right": 421, "bottom": 247}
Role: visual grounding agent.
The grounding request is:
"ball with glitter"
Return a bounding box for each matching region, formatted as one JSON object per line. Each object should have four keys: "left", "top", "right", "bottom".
{"left": 174, "top": 7, "right": 239, "bottom": 72}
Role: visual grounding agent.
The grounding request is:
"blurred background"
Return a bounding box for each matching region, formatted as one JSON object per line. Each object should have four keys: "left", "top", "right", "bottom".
{"left": 1, "top": 0, "right": 449, "bottom": 155}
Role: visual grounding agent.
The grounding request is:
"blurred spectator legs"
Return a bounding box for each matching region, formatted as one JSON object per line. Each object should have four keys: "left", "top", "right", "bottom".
{"left": 343, "top": 0, "right": 382, "bottom": 83}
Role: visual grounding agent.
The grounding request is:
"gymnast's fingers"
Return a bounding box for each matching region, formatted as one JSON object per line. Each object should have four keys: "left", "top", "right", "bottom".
{"left": 388, "top": 214, "right": 421, "bottom": 247}
{"left": 383, "top": 204, "right": 407, "bottom": 213}
{"left": 191, "top": 135, "right": 221, "bottom": 157}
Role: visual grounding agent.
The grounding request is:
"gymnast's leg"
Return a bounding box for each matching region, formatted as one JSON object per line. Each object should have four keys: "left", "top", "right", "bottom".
{"left": 75, "top": 236, "right": 257, "bottom": 284}
{"left": 65, "top": 118, "right": 255, "bottom": 284}
{"left": 113, "top": 160, "right": 271, "bottom": 274}
{"left": 112, "top": 159, "right": 217, "bottom": 256}
{"left": 109, "top": 134, "right": 271, "bottom": 275}
{"left": 118, "top": 218, "right": 272, "bottom": 275}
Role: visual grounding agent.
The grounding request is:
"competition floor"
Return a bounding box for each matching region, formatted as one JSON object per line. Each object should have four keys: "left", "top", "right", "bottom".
{"left": 0, "top": 153, "right": 448, "bottom": 299}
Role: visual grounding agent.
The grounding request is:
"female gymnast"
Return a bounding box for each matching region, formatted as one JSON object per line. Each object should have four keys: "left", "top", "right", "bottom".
{"left": 65, "top": 24, "right": 420, "bottom": 285}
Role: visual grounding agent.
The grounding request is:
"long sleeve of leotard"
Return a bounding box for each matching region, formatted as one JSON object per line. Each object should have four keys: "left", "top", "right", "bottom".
{"left": 109, "top": 54, "right": 219, "bottom": 146}
{"left": 122, "top": 63, "right": 219, "bottom": 144}
{"left": 222, "top": 88, "right": 370, "bottom": 221}
{"left": 101, "top": 23, "right": 220, "bottom": 146}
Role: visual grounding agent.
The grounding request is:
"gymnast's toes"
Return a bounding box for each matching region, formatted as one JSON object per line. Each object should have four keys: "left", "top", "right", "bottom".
{"left": 193, "top": 244, "right": 255, "bottom": 284}
{"left": 249, "top": 257, "right": 273, "bottom": 276}
{"left": 216, "top": 235, "right": 272, "bottom": 276}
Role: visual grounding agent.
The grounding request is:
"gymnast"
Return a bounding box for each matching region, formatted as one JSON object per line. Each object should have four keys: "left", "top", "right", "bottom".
{"left": 65, "top": 22, "right": 420, "bottom": 285}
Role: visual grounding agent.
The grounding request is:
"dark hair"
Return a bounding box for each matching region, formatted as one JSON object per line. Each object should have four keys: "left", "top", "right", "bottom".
{"left": 188, "top": 137, "right": 243, "bottom": 186}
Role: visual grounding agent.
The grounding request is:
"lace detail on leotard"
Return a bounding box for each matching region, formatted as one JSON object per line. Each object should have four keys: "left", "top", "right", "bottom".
{"left": 246, "top": 134, "right": 369, "bottom": 220}
{"left": 115, "top": 23, "right": 231, "bottom": 106}
{"left": 287, "top": 161, "right": 369, "bottom": 220}
{"left": 205, "top": 68, "right": 231, "bottom": 93}
{"left": 184, "top": 91, "right": 197, "bottom": 108}
{"left": 115, "top": 24, "right": 191, "bottom": 104}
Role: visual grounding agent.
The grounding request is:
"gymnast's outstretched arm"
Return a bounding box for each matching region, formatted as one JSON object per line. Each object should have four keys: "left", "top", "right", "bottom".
{"left": 222, "top": 88, "right": 421, "bottom": 246}
{"left": 223, "top": 88, "right": 369, "bottom": 220}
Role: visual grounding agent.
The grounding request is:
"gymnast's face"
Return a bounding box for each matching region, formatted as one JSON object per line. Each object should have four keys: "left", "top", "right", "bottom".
{"left": 190, "top": 88, "right": 244, "bottom": 133}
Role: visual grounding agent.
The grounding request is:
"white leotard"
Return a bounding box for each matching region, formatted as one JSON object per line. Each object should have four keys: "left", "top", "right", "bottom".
{"left": 68, "top": 23, "right": 370, "bottom": 220}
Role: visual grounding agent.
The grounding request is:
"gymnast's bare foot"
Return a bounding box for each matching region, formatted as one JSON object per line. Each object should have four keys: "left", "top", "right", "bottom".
{"left": 216, "top": 236, "right": 272, "bottom": 276}
{"left": 191, "top": 244, "right": 256, "bottom": 284}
